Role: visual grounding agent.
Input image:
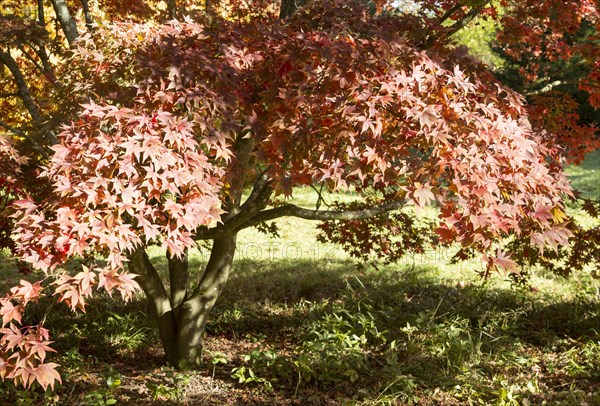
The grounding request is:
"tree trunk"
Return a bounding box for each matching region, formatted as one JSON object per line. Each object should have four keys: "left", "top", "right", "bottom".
{"left": 279, "top": 0, "right": 309, "bottom": 18}
{"left": 129, "top": 236, "right": 236, "bottom": 369}
{"left": 79, "top": 0, "right": 94, "bottom": 32}
{"left": 166, "top": 0, "right": 177, "bottom": 19}
{"left": 50, "top": 0, "right": 79, "bottom": 46}
{"left": 173, "top": 236, "right": 236, "bottom": 368}
{"left": 0, "top": 49, "right": 45, "bottom": 125}
{"left": 128, "top": 248, "right": 179, "bottom": 365}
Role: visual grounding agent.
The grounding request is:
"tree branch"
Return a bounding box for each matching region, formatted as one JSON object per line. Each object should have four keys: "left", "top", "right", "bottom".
{"left": 194, "top": 170, "right": 273, "bottom": 240}
{"left": 235, "top": 170, "right": 272, "bottom": 214}
{"left": 0, "top": 48, "right": 45, "bottom": 125}
{"left": 166, "top": 0, "right": 177, "bottom": 19}
{"left": 37, "top": 0, "right": 45, "bottom": 25}
{"left": 0, "top": 49, "right": 57, "bottom": 148}
{"left": 437, "top": 2, "right": 466, "bottom": 26}
{"left": 524, "top": 79, "right": 579, "bottom": 96}
{"left": 237, "top": 199, "right": 406, "bottom": 231}
{"left": 31, "top": 44, "right": 58, "bottom": 84}
{"left": 309, "top": 182, "right": 327, "bottom": 210}
{"left": 79, "top": 0, "right": 94, "bottom": 32}
{"left": 17, "top": 45, "right": 46, "bottom": 77}
{"left": 423, "top": 0, "right": 492, "bottom": 47}
{"left": 0, "top": 120, "right": 49, "bottom": 157}
{"left": 0, "top": 119, "right": 24, "bottom": 136}
{"left": 50, "top": 0, "right": 79, "bottom": 46}
{"left": 445, "top": 0, "right": 491, "bottom": 38}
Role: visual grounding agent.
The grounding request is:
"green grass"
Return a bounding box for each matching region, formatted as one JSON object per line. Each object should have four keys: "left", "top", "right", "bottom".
{"left": 0, "top": 153, "right": 599, "bottom": 404}
{"left": 565, "top": 150, "right": 600, "bottom": 229}
{"left": 566, "top": 150, "right": 600, "bottom": 199}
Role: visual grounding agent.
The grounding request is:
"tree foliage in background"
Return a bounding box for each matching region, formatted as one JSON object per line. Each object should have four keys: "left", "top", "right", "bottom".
{"left": 0, "top": 0, "right": 598, "bottom": 391}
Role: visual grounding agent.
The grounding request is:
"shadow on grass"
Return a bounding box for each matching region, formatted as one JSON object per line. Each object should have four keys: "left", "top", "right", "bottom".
{"left": 8, "top": 256, "right": 598, "bottom": 404}
{"left": 214, "top": 258, "right": 599, "bottom": 345}
{"left": 201, "top": 258, "right": 600, "bottom": 404}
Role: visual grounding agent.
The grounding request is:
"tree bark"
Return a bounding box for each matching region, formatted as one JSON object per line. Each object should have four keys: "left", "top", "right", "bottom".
{"left": 128, "top": 248, "right": 179, "bottom": 365}
{"left": 129, "top": 238, "right": 236, "bottom": 369}
{"left": 50, "top": 0, "right": 79, "bottom": 46}
{"left": 168, "top": 251, "right": 188, "bottom": 322}
{"left": 79, "top": 0, "right": 94, "bottom": 32}
{"left": 279, "top": 0, "right": 309, "bottom": 18}
{"left": 0, "top": 49, "right": 45, "bottom": 126}
{"left": 166, "top": 0, "right": 177, "bottom": 19}
{"left": 174, "top": 236, "right": 236, "bottom": 368}
{"left": 37, "top": 0, "right": 45, "bottom": 25}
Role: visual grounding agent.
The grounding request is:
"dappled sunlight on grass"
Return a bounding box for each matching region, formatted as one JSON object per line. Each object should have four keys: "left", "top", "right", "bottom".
{"left": 566, "top": 150, "right": 600, "bottom": 199}
{"left": 202, "top": 257, "right": 600, "bottom": 404}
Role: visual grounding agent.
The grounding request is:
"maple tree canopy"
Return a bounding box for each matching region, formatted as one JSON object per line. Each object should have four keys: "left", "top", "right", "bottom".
{"left": 0, "top": 0, "right": 592, "bottom": 391}
{"left": 13, "top": 2, "right": 575, "bottom": 270}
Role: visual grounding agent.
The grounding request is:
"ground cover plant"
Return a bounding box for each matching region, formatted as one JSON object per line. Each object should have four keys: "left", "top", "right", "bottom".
{"left": 1, "top": 0, "right": 600, "bottom": 403}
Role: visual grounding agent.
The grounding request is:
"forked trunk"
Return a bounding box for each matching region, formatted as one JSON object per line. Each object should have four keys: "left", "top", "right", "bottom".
{"left": 128, "top": 236, "right": 236, "bottom": 369}
{"left": 172, "top": 237, "right": 236, "bottom": 368}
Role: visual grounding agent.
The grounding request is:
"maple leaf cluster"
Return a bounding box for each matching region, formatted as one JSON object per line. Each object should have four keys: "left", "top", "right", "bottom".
{"left": 497, "top": 197, "right": 600, "bottom": 284}
{"left": 14, "top": 102, "right": 225, "bottom": 266}
{"left": 0, "top": 136, "right": 28, "bottom": 184}
{"left": 1, "top": 98, "right": 227, "bottom": 389}
{"left": 0, "top": 280, "right": 61, "bottom": 391}
{"left": 493, "top": 0, "right": 600, "bottom": 163}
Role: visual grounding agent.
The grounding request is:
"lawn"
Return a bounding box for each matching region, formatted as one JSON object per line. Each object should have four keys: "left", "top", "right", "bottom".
{"left": 0, "top": 154, "right": 599, "bottom": 405}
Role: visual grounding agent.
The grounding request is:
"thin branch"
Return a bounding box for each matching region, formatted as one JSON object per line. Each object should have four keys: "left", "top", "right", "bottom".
{"left": 0, "top": 119, "right": 25, "bottom": 136}
{"left": 17, "top": 45, "right": 46, "bottom": 77}
{"left": 423, "top": 0, "right": 492, "bottom": 47}
{"left": 437, "top": 2, "right": 466, "bottom": 26}
{"left": 446, "top": 1, "right": 491, "bottom": 37}
{"left": 37, "top": 0, "right": 45, "bottom": 25}
{"left": 309, "top": 182, "right": 327, "bottom": 210}
{"left": 31, "top": 44, "right": 58, "bottom": 84}
{"left": 524, "top": 79, "right": 580, "bottom": 96}
{"left": 79, "top": 0, "right": 94, "bottom": 32}
{"left": 0, "top": 119, "right": 50, "bottom": 157}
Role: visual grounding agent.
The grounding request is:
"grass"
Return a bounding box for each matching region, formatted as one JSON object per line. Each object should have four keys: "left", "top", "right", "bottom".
{"left": 565, "top": 150, "right": 600, "bottom": 199}
{"left": 0, "top": 153, "right": 599, "bottom": 405}
{"left": 564, "top": 150, "right": 600, "bottom": 229}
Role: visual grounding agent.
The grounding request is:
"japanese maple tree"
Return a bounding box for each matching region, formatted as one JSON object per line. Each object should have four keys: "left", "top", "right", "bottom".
{"left": 0, "top": 0, "right": 596, "bottom": 391}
